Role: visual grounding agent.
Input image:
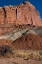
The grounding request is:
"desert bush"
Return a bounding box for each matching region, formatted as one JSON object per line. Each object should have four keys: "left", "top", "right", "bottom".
{"left": 0, "top": 45, "right": 13, "bottom": 56}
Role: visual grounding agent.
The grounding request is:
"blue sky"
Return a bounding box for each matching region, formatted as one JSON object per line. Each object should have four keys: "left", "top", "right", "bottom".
{"left": 0, "top": 0, "right": 42, "bottom": 18}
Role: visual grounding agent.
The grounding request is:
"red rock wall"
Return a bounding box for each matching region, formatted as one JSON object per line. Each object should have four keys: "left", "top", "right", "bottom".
{"left": 0, "top": 1, "right": 42, "bottom": 35}
{"left": 0, "top": 8, "right": 4, "bottom": 24}
{"left": 0, "top": 1, "right": 42, "bottom": 26}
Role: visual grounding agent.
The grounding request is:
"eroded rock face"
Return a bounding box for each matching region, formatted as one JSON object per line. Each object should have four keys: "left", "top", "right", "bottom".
{"left": 0, "top": 1, "right": 42, "bottom": 26}
{"left": 0, "top": 1, "right": 42, "bottom": 35}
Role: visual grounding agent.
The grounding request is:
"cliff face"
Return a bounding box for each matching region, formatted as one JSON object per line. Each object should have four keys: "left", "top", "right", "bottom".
{"left": 0, "top": 1, "right": 42, "bottom": 35}
{"left": 0, "top": 1, "right": 42, "bottom": 50}
{"left": 0, "top": 1, "right": 42, "bottom": 26}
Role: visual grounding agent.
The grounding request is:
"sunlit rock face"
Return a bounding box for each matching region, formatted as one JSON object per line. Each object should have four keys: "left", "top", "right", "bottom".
{"left": 0, "top": 1, "right": 42, "bottom": 26}
{"left": 0, "top": 1, "right": 42, "bottom": 35}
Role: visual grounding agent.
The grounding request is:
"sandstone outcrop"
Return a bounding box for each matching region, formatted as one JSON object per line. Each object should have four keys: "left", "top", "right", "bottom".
{"left": 0, "top": 2, "right": 42, "bottom": 35}
{"left": 0, "top": 1, "right": 42, "bottom": 26}
{"left": 0, "top": 1, "right": 42, "bottom": 35}
{"left": 0, "top": 1, "right": 42, "bottom": 50}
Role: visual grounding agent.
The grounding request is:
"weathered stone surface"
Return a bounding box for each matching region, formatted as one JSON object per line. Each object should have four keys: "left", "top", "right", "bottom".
{"left": 0, "top": 7, "right": 4, "bottom": 24}
{"left": 0, "top": 1, "right": 42, "bottom": 35}
{"left": 0, "top": 1, "right": 42, "bottom": 26}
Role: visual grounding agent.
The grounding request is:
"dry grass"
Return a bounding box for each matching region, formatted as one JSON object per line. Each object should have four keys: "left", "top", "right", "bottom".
{"left": 0, "top": 49, "right": 42, "bottom": 61}
{"left": 12, "top": 50, "right": 42, "bottom": 61}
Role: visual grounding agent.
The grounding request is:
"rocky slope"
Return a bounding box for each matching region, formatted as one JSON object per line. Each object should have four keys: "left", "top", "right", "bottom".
{"left": 0, "top": 33, "right": 42, "bottom": 50}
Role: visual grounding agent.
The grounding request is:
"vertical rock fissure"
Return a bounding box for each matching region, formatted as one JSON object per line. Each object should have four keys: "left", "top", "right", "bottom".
{"left": 31, "top": 18, "right": 33, "bottom": 25}
{"left": 16, "top": 9, "right": 17, "bottom": 19}
{"left": 2, "top": 7, "right": 7, "bottom": 23}
{"left": 2, "top": 8, "right": 6, "bottom": 18}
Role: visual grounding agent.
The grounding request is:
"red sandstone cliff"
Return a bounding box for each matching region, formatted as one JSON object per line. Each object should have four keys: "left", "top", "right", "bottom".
{"left": 0, "top": 1, "right": 42, "bottom": 26}
{"left": 0, "top": 1, "right": 42, "bottom": 50}
{"left": 0, "top": 1, "right": 42, "bottom": 35}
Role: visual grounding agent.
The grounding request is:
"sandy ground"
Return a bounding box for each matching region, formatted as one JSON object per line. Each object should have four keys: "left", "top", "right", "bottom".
{"left": 0, "top": 58, "right": 42, "bottom": 64}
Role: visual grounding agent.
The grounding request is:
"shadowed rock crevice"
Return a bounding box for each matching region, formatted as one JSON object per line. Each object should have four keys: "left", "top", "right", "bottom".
{"left": 31, "top": 18, "right": 33, "bottom": 25}
{"left": 16, "top": 9, "right": 17, "bottom": 19}
{"left": 2, "top": 7, "right": 6, "bottom": 23}
{"left": 2, "top": 8, "right": 6, "bottom": 18}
